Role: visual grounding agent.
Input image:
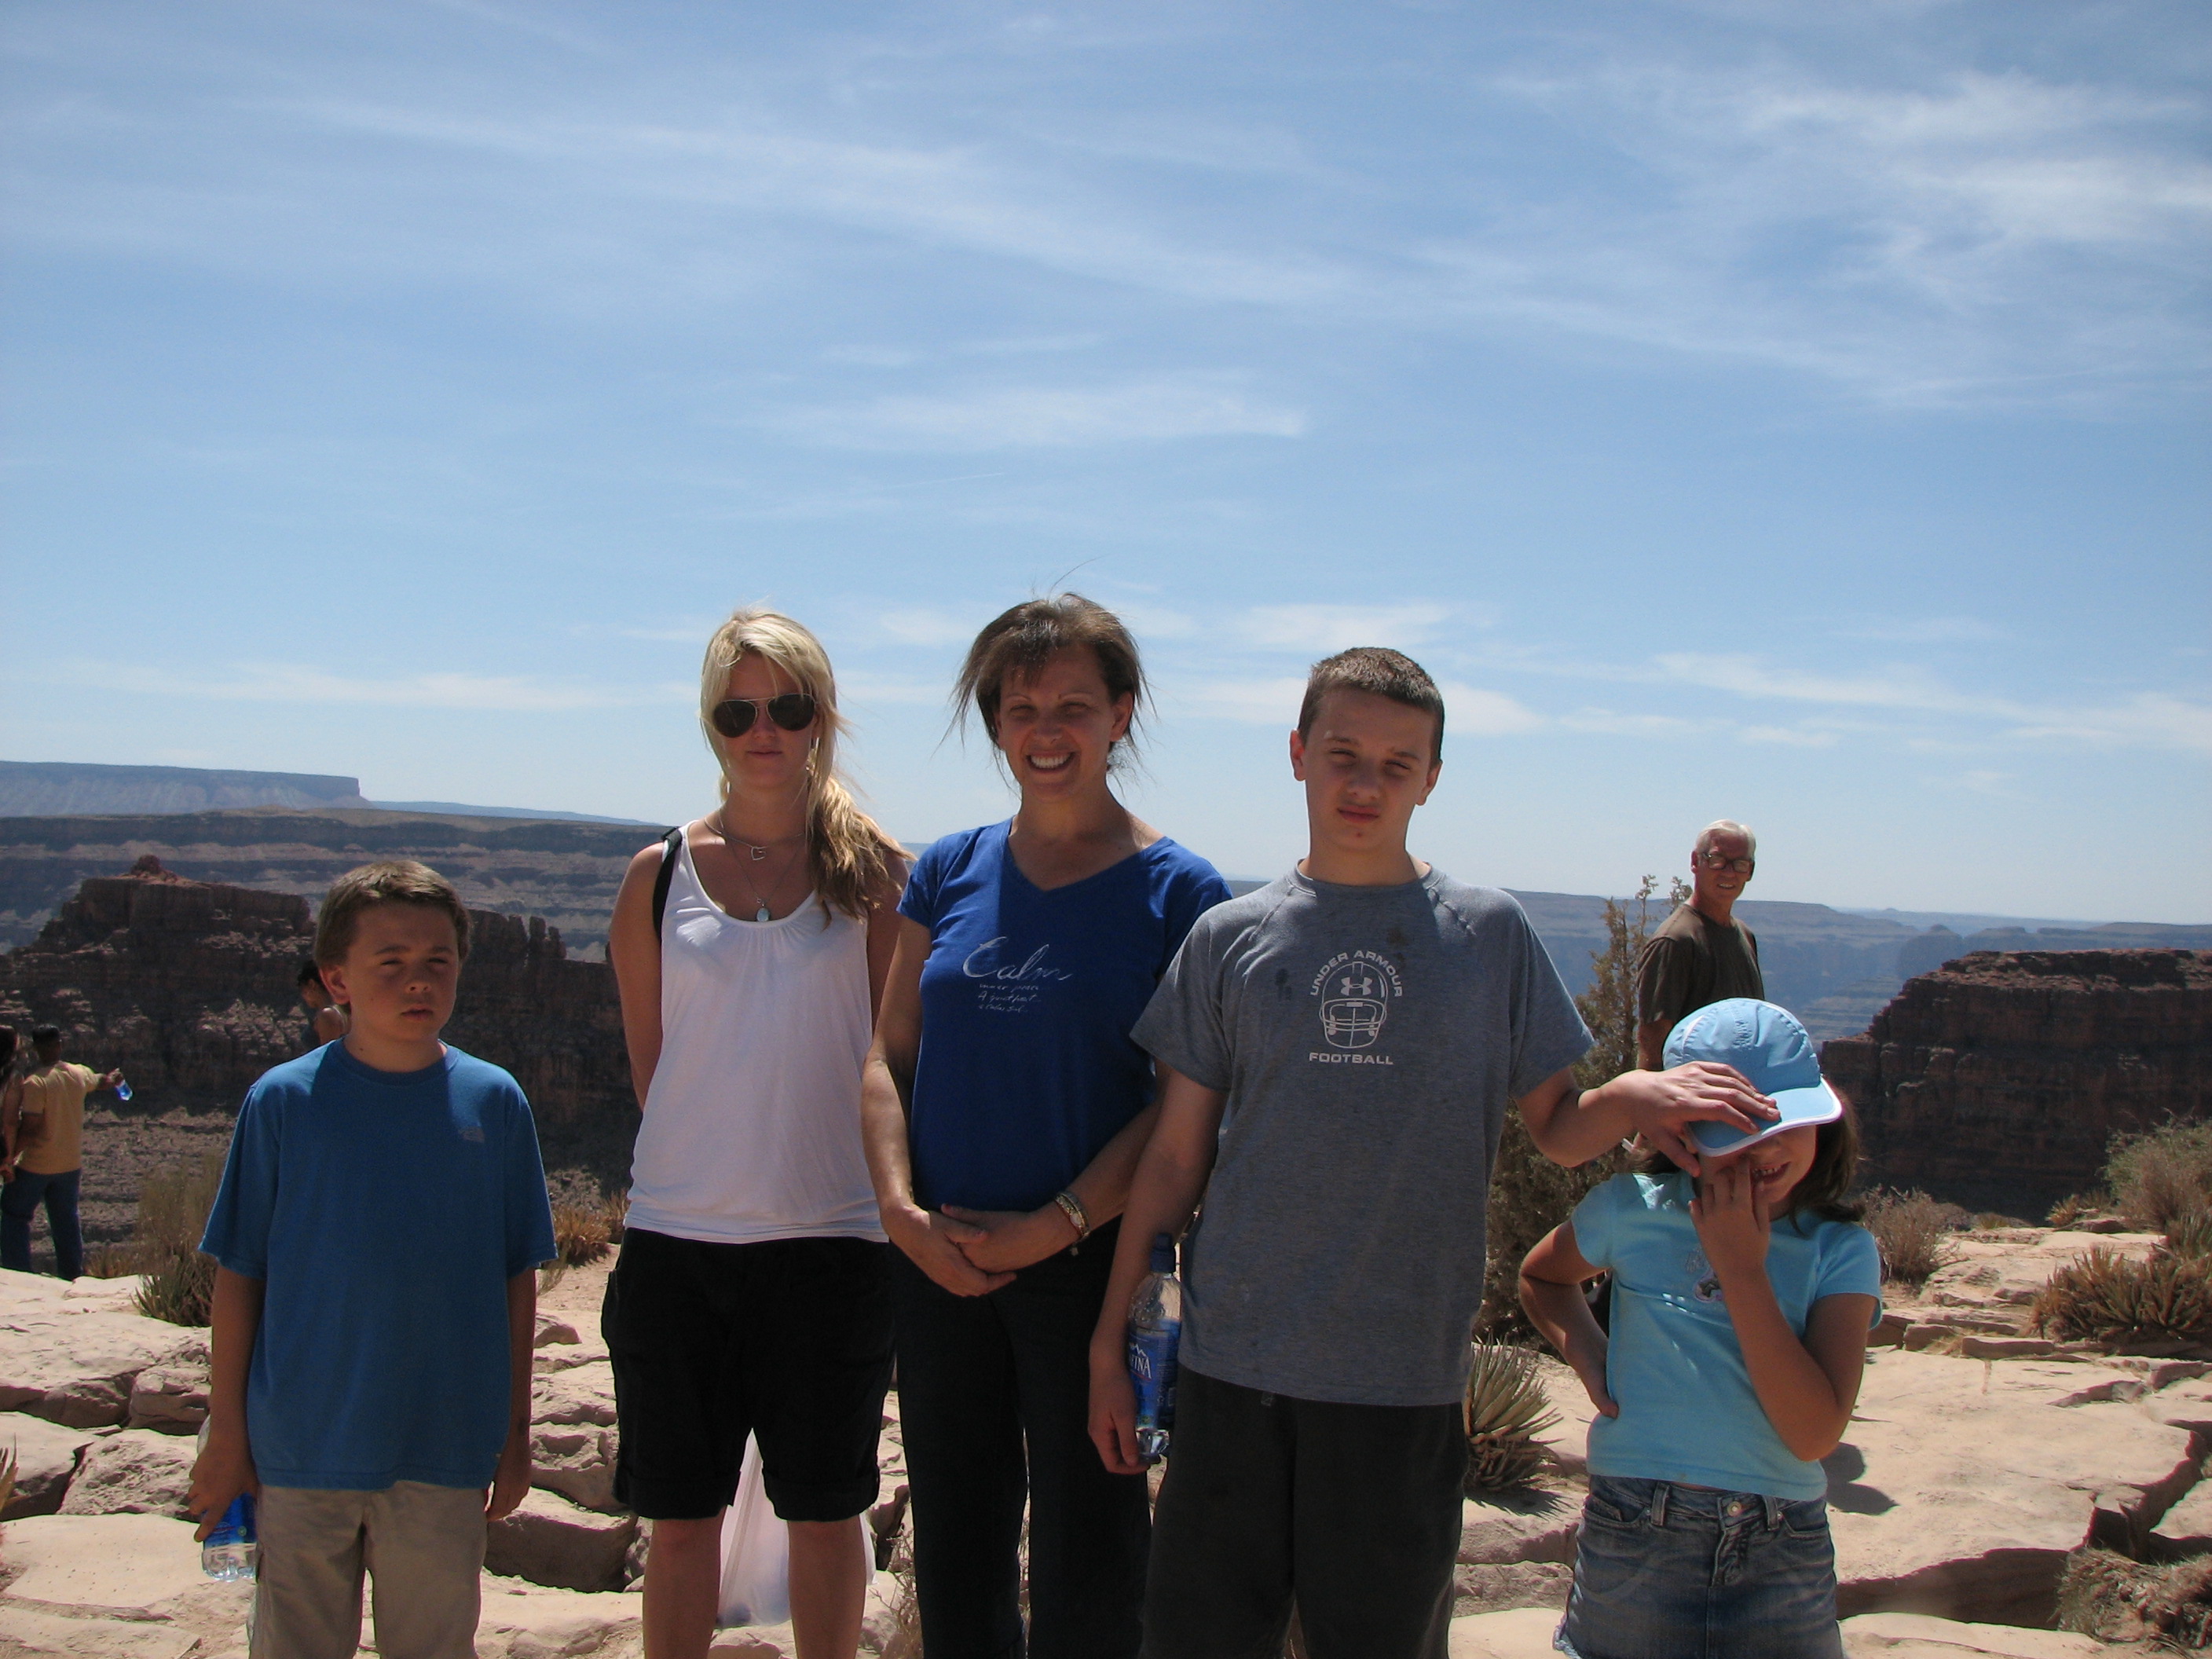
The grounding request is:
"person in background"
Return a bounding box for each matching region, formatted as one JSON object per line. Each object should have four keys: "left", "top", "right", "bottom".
{"left": 1636, "top": 819, "right": 1764, "bottom": 1068}
{"left": 188, "top": 861, "right": 554, "bottom": 1659}
{"left": 2, "top": 1024, "right": 124, "bottom": 1280}
{"left": 605, "top": 608, "right": 909, "bottom": 1659}
{"left": 862, "top": 595, "right": 1230, "bottom": 1659}
{"left": 298, "top": 958, "right": 350, "bottom": 1048}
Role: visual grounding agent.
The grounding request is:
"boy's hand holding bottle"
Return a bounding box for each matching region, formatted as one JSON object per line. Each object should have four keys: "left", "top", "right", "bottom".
{"left": 189, "top": 1418, "right": 259, "bottom": 1579}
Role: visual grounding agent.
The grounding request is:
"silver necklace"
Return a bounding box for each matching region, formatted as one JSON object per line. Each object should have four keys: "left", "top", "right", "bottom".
{"left": 715, "top": 815, "right": 802, "bottom": 921}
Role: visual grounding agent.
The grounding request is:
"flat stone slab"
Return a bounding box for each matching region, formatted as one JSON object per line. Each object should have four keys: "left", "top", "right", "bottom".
{"left": 1832, "top": 1350, "right": 2199, "bottom": 1625}
{"left": 485, "top": 1486, "right": 639, "bottom": 1593}
{"left": 1460, "top": 1484, "right": 1580, "bottom": 1566}
{"left": 0, "top": 1306, "right": 208, "bottom": 1427}
{"left": 1923, "top": 1232, "right": 2161, "bottom": 1313}
{"left": 531, "top": 1420, "right": 620, "bottom": 1513}
{"left": 0, "top": 1606, "right": 201, "bottom": 1659}
{"left": 0, "top": 1411, "right": 101, "bottom": 1517}
{"left": 58, "top": 1426, "right": 196, "bottom": 1517}
{"left": 475, "top": 1580, "right": 644, "bottom": 1657}
{"left": 533, "top": 1360, "right": 617, "bottom": 1427}
{"left": 0, "top": 1513, "right": 210, "bottom": 1613}
{"left": 1840, "top": 1612, "right": 2113, "bottom": 1655}
{"left": 1447, "top": 1607, "right": 1562, "bottom": 1657}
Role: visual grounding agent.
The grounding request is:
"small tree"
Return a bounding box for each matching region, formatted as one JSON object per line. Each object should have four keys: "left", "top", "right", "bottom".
{"left": 1478, "top": 875, "right": 1685, "bottom": 1339}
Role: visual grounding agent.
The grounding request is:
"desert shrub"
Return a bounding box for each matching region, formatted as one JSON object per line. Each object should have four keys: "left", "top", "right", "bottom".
{"left": 131, "top": 1152, "right": 225, "bottom": 1327}
{"left": 1476, "top": 881, "right": 1674, "bottom": 1338}
{"left": 2031, "top": 1247, "right": 2212, "bottom": 1347}
{"left": 1481, "top": 1111, "right": 1618, "bottom": 1340}
{"left": 2056, "top": 1547, "right": 2212, "bottom": 1648}
{"left": 552, "top": 1203, "right": 612, "bottom": 1267}
{"left": 1462, "top": 1342, "right": 1561, "bottom": 1493}
{"left": 1860, "top": 1188, "right": 1958, "bottom": 1287}
{"left": 2108, "top": 1120, "right": 2212, "bottom": 1232}
{"left": 2049, "top": 1193, "right": 2095, "bottom": 1229}
{"left": 2168, "top": 1210, "right": 2212, "bottom": 1263}
{"left": 82, "top": 1240, "right": 144, "bottom": 1279}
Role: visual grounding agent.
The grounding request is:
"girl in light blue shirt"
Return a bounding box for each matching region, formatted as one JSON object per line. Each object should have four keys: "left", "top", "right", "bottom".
{"left": 1522, "top": 1099, "right": 1881, "bottom": 1659}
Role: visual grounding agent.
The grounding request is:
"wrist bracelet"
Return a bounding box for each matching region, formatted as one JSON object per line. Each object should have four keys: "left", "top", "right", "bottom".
{"left": 1053, "top": 1189, "right": 1091, "bottom": 1250}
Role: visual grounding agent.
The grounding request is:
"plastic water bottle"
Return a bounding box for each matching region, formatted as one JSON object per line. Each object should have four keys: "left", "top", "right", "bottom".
{"left": 203, "top": 1492, "right": 257, "bottom": 1580}
{"left": 1126, "top": 1232, "right": 1182, "bottom": 1463}
{"left": 195, "top": 1422, "right": 256, "bottom": 1580}
{"left": 115, "top": 1078, "right": 133, "bottom": 1103}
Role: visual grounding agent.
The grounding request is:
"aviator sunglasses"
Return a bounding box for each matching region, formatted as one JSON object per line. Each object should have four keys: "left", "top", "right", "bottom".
{"left": 710, "top": 693, "right": 818, "bottom": 737}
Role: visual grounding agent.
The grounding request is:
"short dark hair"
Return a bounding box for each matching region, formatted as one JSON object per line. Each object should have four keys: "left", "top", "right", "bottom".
{"left": 31, "top": 1024, "right": 61, "bottom": 1048}
{"left": 954, "top": 595, "right": 1146, "bottom": 755}
{"left": 314, "top": 862, "right": 471, "bottom": 969}
{"left": 1297, "top": 647, "right": 1445, "bottom": 758}
{"left": 0, "top": 1026, "right": 15, "bottom": 1066}
{"left": 1638, "top": 1094, "right": 1863, "bottom": 1228}
{"left": 296, "top": 958, "right": 328, "bottom": 991}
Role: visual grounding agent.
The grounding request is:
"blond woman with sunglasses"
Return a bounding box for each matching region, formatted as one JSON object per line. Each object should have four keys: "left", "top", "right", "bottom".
{"left": 605, "top": 608, "right": 908, "bottom": 1659}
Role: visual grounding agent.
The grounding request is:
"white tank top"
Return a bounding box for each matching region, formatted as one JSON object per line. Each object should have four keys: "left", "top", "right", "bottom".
{"left": 624, "top": 829, "right": 886, "bottom": 1245}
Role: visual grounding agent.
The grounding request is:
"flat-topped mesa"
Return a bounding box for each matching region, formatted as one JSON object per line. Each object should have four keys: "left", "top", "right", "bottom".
{"left": 1821, "top": 949, "right": 2212, "bottom": 1218}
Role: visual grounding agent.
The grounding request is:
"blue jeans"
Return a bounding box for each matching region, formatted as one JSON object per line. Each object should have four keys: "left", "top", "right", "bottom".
{"left": 1556, "top": 1475, "right": 1842, "bottom": 1659}
{"left": 2, "top": 1166, "right": 84, "bottom": 1280}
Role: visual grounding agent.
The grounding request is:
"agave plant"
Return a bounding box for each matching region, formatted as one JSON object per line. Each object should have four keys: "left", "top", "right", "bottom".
{"left": 2166, "top": 1208, "right": 2212, "bottom": 1264}
{"left": 2031, "top": 1247, "right": 2212, "bottom": 1347}
{"left": 1462, "top": 1342, "right": 1561, "bottom": 1493}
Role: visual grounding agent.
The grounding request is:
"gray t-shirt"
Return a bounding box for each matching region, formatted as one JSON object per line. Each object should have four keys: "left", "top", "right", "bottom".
{"left": 1131, "top": 866, "right": 1592, "bottom": 1407}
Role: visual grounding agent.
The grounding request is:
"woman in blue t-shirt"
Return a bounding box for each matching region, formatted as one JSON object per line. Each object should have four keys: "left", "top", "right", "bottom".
{"left": 862, "top": 594, "right": 1230, "bottom": 1659}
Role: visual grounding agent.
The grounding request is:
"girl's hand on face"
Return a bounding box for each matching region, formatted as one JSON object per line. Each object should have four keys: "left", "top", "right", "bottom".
{"left": 1689, "top": 1156, "right": 1774, "bottom": 1285}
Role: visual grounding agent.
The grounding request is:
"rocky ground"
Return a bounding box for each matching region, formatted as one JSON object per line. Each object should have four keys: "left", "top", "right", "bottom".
{"left": 3, "top": 1228, "right": 2197, "bottom": 1657}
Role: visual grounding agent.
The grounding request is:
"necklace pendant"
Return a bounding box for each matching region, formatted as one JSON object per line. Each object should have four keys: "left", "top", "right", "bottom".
{"left": 755, "top": 903, "right": 772, "bottom": 922}
{"left": 748, "top": 844, "right": 768, "bottom": 861}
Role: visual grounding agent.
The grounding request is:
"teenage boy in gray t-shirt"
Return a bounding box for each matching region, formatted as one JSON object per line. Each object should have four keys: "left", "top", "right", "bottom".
{"left": 1087, "top": 648, "right": 1779, "bottom": 1659}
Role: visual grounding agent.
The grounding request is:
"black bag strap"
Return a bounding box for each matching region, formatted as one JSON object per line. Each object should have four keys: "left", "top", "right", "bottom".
{"left": 650, "top": 826, "right": 683, "bottom": 941}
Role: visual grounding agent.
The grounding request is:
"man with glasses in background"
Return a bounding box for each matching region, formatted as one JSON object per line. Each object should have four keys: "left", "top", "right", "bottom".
{"left": 1634, "top": 820, "right": 1764, "bottom": 1069}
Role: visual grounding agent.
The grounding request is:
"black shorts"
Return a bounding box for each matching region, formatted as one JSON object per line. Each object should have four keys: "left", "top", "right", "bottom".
{"left": 602, "top": 1228, "right": 894, "bottom": 1524}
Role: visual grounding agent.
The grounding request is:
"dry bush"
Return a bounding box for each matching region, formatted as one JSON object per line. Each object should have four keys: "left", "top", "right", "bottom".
{"left": 2109, "top": 1121, "right": 2212, "bottom": 1232}
{"left": 2031, "top": 1247, "right": 2212, "bottom": 1348}
{"left": 2056, "top": 1547, "right": 2212, "bottom": 1649}
{"left": 1462, "top": 1342, "right": 1560, "bottom": 1493}
{"left": 1481, "top": 1111, "right": 1617, "bottom": 1340}
{"left": 82, "top": 1241, "right": 144, "bottom": 1279}
{"left": 551, "top": 1203, "right": 613, "bottom": 1268}
{"left": 2049, "top": 1193, "right": 2096, "bottom": 1229}
{"left": 1861, "top": 1188, "right": 1959, "bottom": 1287}
{"left": 2167, "top": 1210, "right": 2212, "bottom": 1264}
{"left": 131, "top": 1152, "right": 226, "bottom": 1327}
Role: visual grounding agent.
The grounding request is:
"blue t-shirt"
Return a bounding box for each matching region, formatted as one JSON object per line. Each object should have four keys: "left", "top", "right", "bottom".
{"left": 1571, "top": 1172, "right": 1881, "bottom": 1501}
{"left": 899, "top": 822, "right": 1231, "bottom": 1212}
{"left": 200, "top": 1042, "right": 558, "bottom": 1492}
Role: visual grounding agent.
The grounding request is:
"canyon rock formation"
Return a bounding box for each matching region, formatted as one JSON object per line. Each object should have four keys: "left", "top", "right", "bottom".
{"left": 0, "top": 859, "right": 639, "bottom": 1247}
{"left": 1822, "top": 949, "right": 2212, "bottom": 1216}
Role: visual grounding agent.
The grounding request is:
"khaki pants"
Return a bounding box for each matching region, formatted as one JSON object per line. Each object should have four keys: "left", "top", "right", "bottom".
{"left": 252, "top": 1481, "right": 486, "bottom": 1659}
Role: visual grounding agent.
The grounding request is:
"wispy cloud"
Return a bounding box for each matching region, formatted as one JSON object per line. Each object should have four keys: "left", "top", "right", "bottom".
{"left": 80, "top": 662, "right": 683, "bottom": 712}
{"left": 1171, "top": 672, "right": 1539, "bottom": 736}
{"left": 772, "top": 380, "right": 1306, "bottom": 450}
{"left": 1835, "top": 616, "right": 2005, "bottom": 644}
{"left": 1240, "top": 604, "right": 1456, "bottom": 654}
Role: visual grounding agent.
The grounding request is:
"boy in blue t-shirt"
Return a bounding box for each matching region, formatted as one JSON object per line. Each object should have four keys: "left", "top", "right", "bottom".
{"left": 189, "top": 861, "right": 557, "bottom": 1659}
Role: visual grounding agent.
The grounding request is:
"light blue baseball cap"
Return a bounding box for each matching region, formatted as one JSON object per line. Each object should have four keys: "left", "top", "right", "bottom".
{"left": 1662, "top": 998, "right": 1844, "bottom": 1157}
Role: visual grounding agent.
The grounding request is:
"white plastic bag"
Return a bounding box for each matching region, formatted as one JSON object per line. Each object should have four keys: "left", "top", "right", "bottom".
{"left": 717, "top": 1434, "right": 791, "bottom": 1628}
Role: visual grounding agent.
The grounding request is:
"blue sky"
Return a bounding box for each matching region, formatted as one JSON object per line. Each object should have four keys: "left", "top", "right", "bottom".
{"left": 4, "top": 1, "right": 2207, "bottom": 920}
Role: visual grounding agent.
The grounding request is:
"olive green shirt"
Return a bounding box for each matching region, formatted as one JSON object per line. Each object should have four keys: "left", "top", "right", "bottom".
{"left": 1635, "top": 903, "right": 1764, "bottom": 1035}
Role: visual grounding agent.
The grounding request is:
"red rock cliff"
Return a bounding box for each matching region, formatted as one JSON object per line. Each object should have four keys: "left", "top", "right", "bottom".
{"left": 1820, "top": 949, "right": 2212, "bottom": 1216}
{"left": 0, "top": 861, "right": 639, "bottom": 1182}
